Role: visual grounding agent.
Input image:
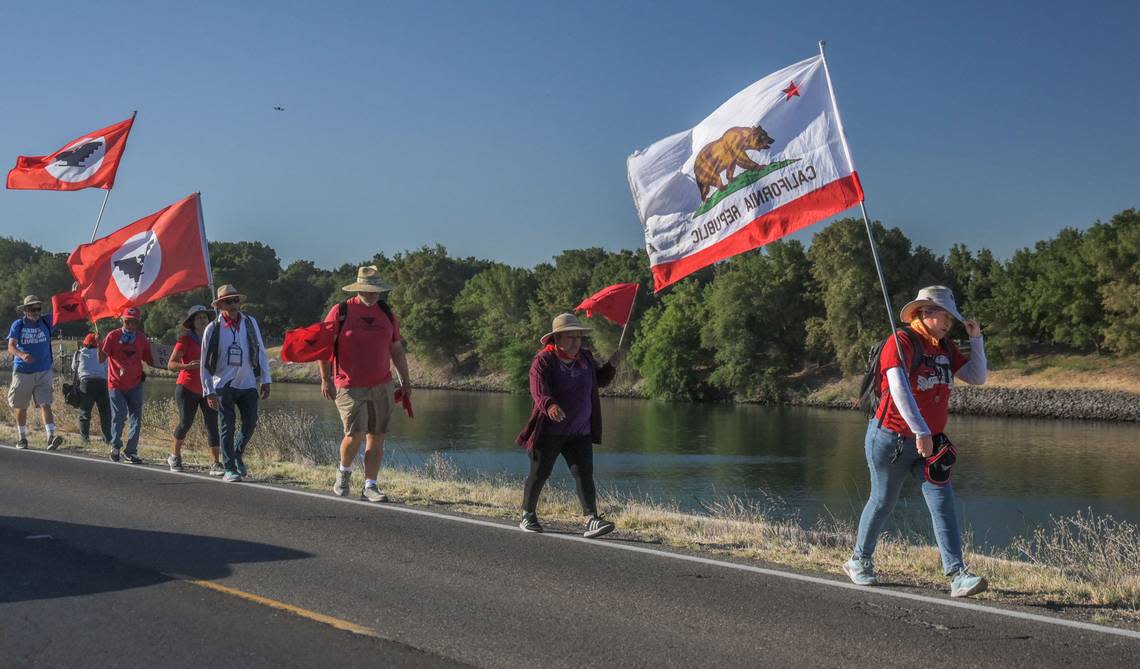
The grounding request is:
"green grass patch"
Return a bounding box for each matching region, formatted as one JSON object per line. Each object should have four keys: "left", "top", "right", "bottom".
{"left": 694, "top": 159, "right": 800, "bottom": 217}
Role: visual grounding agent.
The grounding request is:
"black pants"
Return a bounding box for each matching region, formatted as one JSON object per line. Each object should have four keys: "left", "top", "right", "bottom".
{"left": 522, "top": 433, "right": 597, "bottom": 515}
{"left": 174, "top": 384, "right": 220, "bottom": 447}
{"left": 77, "top": 378, "right": 112, "bottom": 443}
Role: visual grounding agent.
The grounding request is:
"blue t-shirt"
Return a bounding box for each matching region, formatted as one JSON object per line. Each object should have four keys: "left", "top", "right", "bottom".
{"left": 7, "top": 315, "right": 56, "bottom": 373}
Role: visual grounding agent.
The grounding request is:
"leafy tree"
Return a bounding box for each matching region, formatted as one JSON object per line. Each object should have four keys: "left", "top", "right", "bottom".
{"left": 701, "top": 240, "right": 818, "bottom": 399}
{"left": 454, "top": 263, "right": 537, "bottom": 371}
{"left": 1086, "top": 209, "right": 1140, "bottom": 354}
{"left": 629, "top": 280, "right": 714, "bottom": 400}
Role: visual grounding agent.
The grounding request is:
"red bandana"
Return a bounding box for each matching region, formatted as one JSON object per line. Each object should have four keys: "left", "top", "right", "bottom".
{"left": 544, "top": 344, "right": 580, "bottom": 364}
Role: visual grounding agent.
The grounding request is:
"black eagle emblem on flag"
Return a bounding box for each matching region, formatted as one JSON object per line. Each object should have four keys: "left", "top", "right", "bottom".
{"left": 113, "top": 237, "right": 157, "bottom": 291}
{"left": 54, "top": 140, "right": 103, "bottom": 167}
{"left": 61, "top": 303, "right": 79, "bottom": 313}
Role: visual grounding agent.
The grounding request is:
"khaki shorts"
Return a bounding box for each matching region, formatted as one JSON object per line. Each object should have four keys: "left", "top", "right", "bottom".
{"left": 8, "top": 369, "right": 54, "bottom": 409}
{"left": 334, "top": 382, "right": 393, "bottom": 435}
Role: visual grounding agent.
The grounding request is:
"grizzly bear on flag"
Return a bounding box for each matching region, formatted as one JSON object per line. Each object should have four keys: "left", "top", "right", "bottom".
{"left": 693, "top": 126, "right": 774, "bottom": 202}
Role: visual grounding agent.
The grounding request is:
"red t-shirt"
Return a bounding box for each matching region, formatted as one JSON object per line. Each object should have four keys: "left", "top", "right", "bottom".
{"left": 875, "top": 332, "right": 968, "bottom": 436}
{"left": 173, "top": 334, "right": 203, "bottom": 394}
{"left": 323, "top": 297, "right": 401, "bottom": 388}
{"left": 101, "top": 328, "right": 154, "bottom": 391}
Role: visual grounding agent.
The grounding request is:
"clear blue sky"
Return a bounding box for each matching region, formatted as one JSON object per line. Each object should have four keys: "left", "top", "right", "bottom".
{"left": 1, "top": 1, "right": 1136, "bottom": 269}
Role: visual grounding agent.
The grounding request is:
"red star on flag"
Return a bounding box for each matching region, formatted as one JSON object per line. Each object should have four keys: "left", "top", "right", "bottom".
{"left": 782, "top": 81, "right": 800, "bottom": 100}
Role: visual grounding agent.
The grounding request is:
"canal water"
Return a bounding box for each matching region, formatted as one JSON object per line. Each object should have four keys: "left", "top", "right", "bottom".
{"left": 167, "top": 379, "right": 1139, "bottom": 551}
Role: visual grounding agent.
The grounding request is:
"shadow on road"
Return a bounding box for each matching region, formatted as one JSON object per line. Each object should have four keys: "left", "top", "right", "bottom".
{"left": 0, "top": 516, "right": 312, "bottom": 604}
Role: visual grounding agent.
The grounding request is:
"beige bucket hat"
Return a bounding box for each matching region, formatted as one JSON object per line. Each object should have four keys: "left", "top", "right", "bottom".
{"left": 15, "top": 295, "right": 43, "bottom": 313}
{"left": 540, "top": 313, "right": 591, "bottom": 345}
{"left": 900, "top": 285, "right": 965, "bottom": 323}
{"left": 342, "top": 265, "right": 393, "bottom": 293}
{"left": 211, "top": 284, "right": 245, "bottom": 306}
{"left": 182, "top": 304, "right": 211, "bottom": 329}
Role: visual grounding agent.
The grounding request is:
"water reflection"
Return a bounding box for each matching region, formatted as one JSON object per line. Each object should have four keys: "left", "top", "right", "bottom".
{"left": 153, "top": 379, "right": 1140, "bottom": 549}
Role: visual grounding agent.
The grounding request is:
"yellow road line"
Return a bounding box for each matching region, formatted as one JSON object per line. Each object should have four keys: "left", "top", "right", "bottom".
{"left": 169, "top": 574, "right": 382, "bottom": 639}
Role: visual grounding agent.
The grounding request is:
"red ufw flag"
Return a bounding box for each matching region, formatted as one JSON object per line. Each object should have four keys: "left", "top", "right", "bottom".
{"left": 68, "top": 193, "right": 212, "bottom": 320}
{"left": 50, "top": 291, "right": 90, "bottom": 325}
{"left": 394, "top": 387, "right": 414, "bottom": 418}
{"left": 576, "top": 283, "right": 640, "bottom": 326}
{"left": 7, "top": 115, "right": 135, "bottom": 191}
{"left": 281, "top": 321, "right": 337, "bottom": 363}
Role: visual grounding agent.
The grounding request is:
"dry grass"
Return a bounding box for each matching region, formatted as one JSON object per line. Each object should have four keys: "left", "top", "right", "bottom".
{"left": 2, "top": 394, "right": 1137, "bottom": 627}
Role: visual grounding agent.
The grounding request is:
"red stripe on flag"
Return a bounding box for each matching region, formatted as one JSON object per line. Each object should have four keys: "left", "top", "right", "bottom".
{"left": 651, "top": 173, "right": 864, "bottom": 292}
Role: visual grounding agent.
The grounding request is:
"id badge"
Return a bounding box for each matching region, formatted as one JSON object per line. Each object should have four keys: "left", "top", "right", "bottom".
{"left": 226, "top": 343, "right": 244, "bottom": 367}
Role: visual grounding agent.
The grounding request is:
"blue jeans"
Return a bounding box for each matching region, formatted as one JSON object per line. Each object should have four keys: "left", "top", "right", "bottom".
{"left": 109, "top": 384, "right": 145, "bottom": 456}
{"left": 218, "top": 386, "right": 259, "bottom": 473}
{"left": 853, "top": 421, "right": 965, "bottom": 575}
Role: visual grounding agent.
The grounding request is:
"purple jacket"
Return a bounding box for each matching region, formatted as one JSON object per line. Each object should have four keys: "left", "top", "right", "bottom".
{"left": 515, "top": 348, "right": 616, "bottom": 452}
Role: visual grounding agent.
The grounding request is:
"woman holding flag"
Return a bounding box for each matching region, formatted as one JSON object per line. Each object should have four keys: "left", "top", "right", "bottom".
{"left": 515, "top": 309, "right": 625, "bottom": 539}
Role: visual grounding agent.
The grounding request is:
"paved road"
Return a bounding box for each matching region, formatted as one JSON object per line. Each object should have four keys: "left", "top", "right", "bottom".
{"left": 1, "top": 446, "right": 1136, "bottom": 668}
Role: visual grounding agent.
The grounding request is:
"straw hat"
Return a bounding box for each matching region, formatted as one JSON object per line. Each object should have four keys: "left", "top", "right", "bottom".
{"left": 342, "top": 265, "right": 393, "bottom": 293}
{"left": 540, "top": 313, "right": 591, "bottom": 345}
{"left": 182, "top": 304, "right": 210, "bottom": 329}
{"left": 900, "top": 286, "right": 965, "bottom": 324}
{"left": 211, "top": 285, "right": 245, "bottom": 306}
{"left": 15, "top": 295, "right": 43, "bottom": 313}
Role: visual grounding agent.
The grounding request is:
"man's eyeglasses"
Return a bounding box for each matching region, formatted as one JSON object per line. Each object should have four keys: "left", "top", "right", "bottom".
{"left": 24, "top": 306, "right": 42, "bottom": 312}
{"left": 220, "top": 298, "right": 240, "bottom": 306}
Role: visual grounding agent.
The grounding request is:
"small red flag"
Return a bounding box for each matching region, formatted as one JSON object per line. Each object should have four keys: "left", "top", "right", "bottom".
{"left": 7, "top": 116, "right": 135, "bottom": 191}
{"left": 575, "top": 283, "right": 640, "bottom": 326}
{"left": 281, "top": 321, "right": 337, "bottom": 363}
{"left": 68, "top": 193, "right": 212, "bottom": 320}
{"left": 394, "top": 387, "right": 414, "bottom": 418}
{"left": 50, "top": 291, "right": 90, "bottom": 325}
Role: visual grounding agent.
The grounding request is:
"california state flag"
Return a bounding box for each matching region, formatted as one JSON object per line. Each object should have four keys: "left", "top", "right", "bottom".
{"left": 68, "top": 193, "right": 212, "bottom": 319}
{"left": 7, "top": 115, "right": 135, "bottom": 191}
{"left": 628, "top": 55, "right": 864, "bottom": 291}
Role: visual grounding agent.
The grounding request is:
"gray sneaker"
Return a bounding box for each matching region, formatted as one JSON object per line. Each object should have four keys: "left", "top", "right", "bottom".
{"left": 16, "top": 438, "right": 29, "bottom": 450}
{"left": 208, "top": 462, "right": 225, "bottom": 477}
{"left": 583, "top": 514, "right": 615, "bottom": 539}
{"left": 46, "top": 434, "right": 62, "bottom": 450}
{"left": 333, "top": 469, "right": 351, "bottom": 497}
{"left": 167, "top": 454, "right": 184, "bottom": 472}
{"left": 361, "top": 483, "right": 389, "bottom": 503}
{"left": 109, "top": 447, "right": 121, "bottom": 462}
{"left": 843, "top": 558, "right": 878, "bottom": 586}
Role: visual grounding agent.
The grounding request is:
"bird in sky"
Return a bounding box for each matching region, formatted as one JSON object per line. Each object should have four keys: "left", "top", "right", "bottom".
{"left": 273, "top": 106, "right": 285, "bottom": 111}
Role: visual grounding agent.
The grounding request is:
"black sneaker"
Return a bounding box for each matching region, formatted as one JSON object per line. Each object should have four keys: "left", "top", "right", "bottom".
{"left": 46, "top": 434, "right": 62, "bottom": 450}
{"left": 109, "top": 448, "right": 121, "bottom": 462}
{"left": 519, "top": 512, "right": 543, "bottom": 533}
{"left": 122, "top": 453, "right": 142, "bottom": 465}
{"left": 236, "top": 455, "right": 247, "bottom": 478}
{"left": 584, "top": 514, "right": 615, "bottom": 539}
{"left": 16, "top": 438, "right": 29, "bottom": 450}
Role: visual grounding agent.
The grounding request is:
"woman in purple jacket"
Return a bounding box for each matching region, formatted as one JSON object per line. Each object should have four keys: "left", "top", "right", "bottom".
{"left": 516, "top": 313, "right": 623, "bottom": 538}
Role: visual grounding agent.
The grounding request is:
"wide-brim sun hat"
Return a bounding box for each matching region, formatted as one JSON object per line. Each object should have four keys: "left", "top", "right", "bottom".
{"left": 342, "top": 265, "right": 393, "bottom": 293}
{"left": 540, "top": 313, "right": 591, "bottom": 345}
{"left": 15, "top": 295, "right": 43, "bottom": 313}
{"left": 211, "top": 284, "right": 245, "bottom": 306}
{"left": 182, "top": 304, "right": 210, "bottom": 329}
{"left": 900, "top": 285, "right": 965, "bottom": 324}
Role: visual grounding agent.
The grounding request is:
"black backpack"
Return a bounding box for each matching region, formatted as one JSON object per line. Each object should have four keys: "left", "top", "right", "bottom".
{"left": 854, "top": 326, "right": 927, "bottom": 420}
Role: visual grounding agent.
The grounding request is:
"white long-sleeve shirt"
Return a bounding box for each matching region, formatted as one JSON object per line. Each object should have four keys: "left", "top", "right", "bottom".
{"left": 887, "top": 335, "right": 987, "bottom": 436}
{"left": 200, "top": 314, "right": 272, "bottom": 395}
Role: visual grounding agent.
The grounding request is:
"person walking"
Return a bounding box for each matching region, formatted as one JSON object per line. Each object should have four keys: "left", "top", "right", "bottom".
{"left": 322, "top": 266, "right": 411, "bottom": 502}
{"left": 843, "top": 286, "right": 990, "bottom": 598}
{"left": 167, "top": 305, "right": 222, "bottom": 475}
{"left": 100, "top": 307, "right": 159, "bottom": 464}
{"left": 516, "top": 313, "right": 623, "bottom": 538}
{"left": 72, "top": 333, "right": 112, "bottom": 444}
{"left": 6, "top": 295, "right": 63, "bottom": 449}
{"left": 201, "top": 285, "right": 271, "bottom": 483}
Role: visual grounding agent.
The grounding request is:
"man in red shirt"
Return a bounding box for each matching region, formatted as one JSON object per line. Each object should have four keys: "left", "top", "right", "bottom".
{"left": 99, "top": 307, "right": 158, "bottom": 464}
{"left": 319, "top": 266, "right": 411, "bottom": 502}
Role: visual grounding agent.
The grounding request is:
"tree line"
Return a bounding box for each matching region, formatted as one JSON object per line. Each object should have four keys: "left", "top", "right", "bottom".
{"left": 2, "top": 207, "right": 1136, "bottom": 401}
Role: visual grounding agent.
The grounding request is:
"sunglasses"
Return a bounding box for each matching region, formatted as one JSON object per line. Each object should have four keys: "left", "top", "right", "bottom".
{"left": 219, "top": 298, "right": 240, "bottom": 305}
{"left": 24, "top": 306, "right": 42, "bottom": 312}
